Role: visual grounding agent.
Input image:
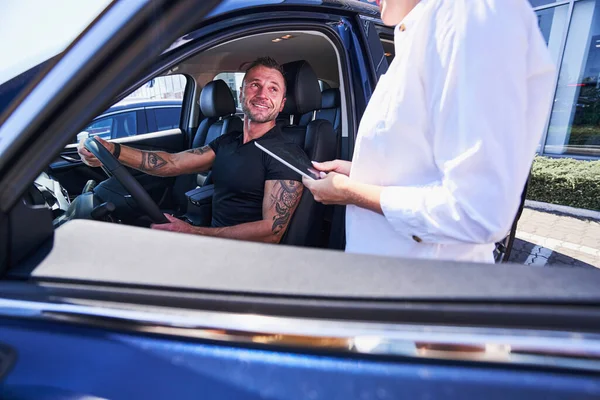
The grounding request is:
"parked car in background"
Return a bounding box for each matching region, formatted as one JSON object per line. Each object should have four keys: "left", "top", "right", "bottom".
{"left": 76, "top": 99, "right": 182, "bottom": 142}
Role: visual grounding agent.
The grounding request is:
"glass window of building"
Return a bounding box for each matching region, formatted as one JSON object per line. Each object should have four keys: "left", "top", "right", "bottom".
{"left": 536, "top": 4, "right": 569, "bottom": 67}
{"left": 545, "top": 0, "right": 600, "bottom": 157}
{"left": 529, "top": 0, "right": 563, "bottom": 7}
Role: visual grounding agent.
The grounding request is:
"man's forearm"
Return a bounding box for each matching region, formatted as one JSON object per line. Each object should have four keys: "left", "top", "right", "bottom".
{"left": 116, "top": 144, "right": 179, "bottom": 177}
{"left": 192, "top": 220, "right": 282, "bottom": 243}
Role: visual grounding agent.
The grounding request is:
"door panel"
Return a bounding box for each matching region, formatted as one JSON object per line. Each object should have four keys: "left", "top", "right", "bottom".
{"left": 1, "top": 318, "right": 599, "bottom": 400}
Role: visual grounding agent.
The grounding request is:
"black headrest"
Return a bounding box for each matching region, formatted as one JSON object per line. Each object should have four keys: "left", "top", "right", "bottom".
{"left": 321, "top": 88, "right": 340, "bottom": 109}
{"left": 200, "top": 79, "right": 236, "bottom": 117}
{"left": 282, "top": 61, "right": 322, "bottom": 115}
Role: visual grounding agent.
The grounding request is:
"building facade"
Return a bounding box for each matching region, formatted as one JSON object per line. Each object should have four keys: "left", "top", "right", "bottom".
{"left": 532, "top": 0, "right": 600, "bottom": 159}
{"left": 361, "top": 0, "right": 600, "bottom": 159}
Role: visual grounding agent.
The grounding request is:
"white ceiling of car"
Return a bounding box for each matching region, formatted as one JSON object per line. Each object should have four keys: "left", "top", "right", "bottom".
{"left": 176, "top": 31, "right": 340, "bottom": 86}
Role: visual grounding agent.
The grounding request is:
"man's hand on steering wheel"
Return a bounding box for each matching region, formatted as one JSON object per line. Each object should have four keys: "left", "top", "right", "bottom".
{"left": 81, "top": 137, "right": 168, "bottom": 224}
{"left": 78, "top": 136, "right": 114, "bottom": 167}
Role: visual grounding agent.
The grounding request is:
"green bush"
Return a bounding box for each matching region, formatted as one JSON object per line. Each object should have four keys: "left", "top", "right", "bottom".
{"left": 527, "top": 156, "right": 600, "bottom": 211}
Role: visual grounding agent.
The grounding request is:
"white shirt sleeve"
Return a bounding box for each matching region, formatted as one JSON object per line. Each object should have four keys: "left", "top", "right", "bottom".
{"left": 380, "top": 0, "right": 555, "bottom": 244}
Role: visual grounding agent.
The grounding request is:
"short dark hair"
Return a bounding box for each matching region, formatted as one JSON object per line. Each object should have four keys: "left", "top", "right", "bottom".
{"left": 243, "top": 56, "right": 286, "bottom": 95}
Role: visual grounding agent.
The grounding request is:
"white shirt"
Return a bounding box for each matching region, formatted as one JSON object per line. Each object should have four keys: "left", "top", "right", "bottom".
{"left": 345, "top": 0, "right": 556, "bottom": 263}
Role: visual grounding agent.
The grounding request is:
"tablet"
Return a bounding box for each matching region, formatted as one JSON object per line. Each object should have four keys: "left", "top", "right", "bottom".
{"left": 255, "top": 141, "right": 322, "bottom": 180}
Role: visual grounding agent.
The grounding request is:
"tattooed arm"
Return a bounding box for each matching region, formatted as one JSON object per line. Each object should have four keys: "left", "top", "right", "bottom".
{"left": 153, "top": 180, "right": 304, "bottom": 243}
{"left": 77, "top": 137, "right": 215, "bottom": 177}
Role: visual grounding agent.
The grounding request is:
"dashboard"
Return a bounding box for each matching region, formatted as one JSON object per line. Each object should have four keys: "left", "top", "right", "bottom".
{"left": 27, "top": 173, "right": 71, "bottom": 222}
{"left": 27, "top": 173, "right": 109, "bottom": 228}
{"left": 27, "top": 172, "right": 149, "bottom": 228}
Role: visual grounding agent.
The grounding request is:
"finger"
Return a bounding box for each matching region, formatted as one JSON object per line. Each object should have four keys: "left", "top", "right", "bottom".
{"left": 78, "top": 145, "right": 95, "bottom": 157}
{"left": 151, "top": 223, "right": 170, "bottom": 231}
{"left": 164, "top": 213, "right": 178, "bottom": 222}
{"left": 81, "top": 156, "right": 100, "bottom": 166}
{"left": 302, "top": 176, "right": 315, "bottom": 189}
{"left": 311, "top": 160, "right": 336, "bottom": 172}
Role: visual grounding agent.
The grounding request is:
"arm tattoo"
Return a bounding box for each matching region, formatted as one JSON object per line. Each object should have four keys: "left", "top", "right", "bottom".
{"left": 139, "top": 151, "right": 167, "bottom": 172}
{"left": 186, "top": 145, "right": 211, "bottom": 156}
{"left": 270, "top": 180, "right": 303, "bottom": 235}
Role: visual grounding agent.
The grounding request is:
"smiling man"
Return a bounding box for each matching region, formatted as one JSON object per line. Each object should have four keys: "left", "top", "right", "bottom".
{"left": 78, "top": 57, "right": 305, "bottom": 243}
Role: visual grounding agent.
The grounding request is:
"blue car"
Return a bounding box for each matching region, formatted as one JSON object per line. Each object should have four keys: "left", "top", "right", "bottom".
{"left": 76, "top": 99, "right": 183, "bottom": 142}
{"left": 0, "top": 1, "right": 599, "bottom": 399}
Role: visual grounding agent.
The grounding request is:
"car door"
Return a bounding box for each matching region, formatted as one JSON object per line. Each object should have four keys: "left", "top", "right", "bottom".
{"left": 3, "top": 2, "right": 600, "bottom": 400}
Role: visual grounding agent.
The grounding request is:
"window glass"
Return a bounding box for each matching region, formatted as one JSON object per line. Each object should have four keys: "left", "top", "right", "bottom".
{"left": 126, "top": 75, "right": 187, "bottom": 101}
{"left": 84, "top": 117, "right": 112, "bottom": 140}
{"left": 319, "top": 80, "right": 331, "bottom": 91}
{"left": 214, "top": 72, "right": 244, "bottom": 108}
{"left": 77, "top": 74, "right": 186, "bottom": 142}
{"left": 536, "top": 5, "right": 569, "bottom": 67}
{"left": 533, "top": 4, "right": 569, "bottom": 152}
{"left": 545, "top": 0, "right": 600, "bottom": 156}
{"left": 152, "top": 107, "right": 180, "bottom": 131}
{"left": 79, "top": 111, "right": 138, "bottom": 142}
{"left": 112, "top": 111, "right": 138, "bottom": 139}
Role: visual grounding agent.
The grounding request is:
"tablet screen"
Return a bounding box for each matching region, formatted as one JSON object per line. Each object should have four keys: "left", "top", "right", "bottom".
{"left": 255, "top": 141, "right": 321, "bottom": 180}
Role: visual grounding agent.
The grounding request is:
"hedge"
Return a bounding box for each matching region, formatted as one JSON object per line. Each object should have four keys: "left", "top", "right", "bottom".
{"left": 527, "top": 156, "right": 600, "bottom": 211}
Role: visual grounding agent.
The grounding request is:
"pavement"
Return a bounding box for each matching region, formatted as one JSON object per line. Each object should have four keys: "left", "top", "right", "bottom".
{"left": 508, "top": 207, "right": 600, "bottom": 269}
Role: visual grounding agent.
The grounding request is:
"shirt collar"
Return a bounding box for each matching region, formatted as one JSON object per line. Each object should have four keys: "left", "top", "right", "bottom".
{"left": 259, "top": 125, "right": 282, "bottom": 140}
{"left": 393, "top": 0, "right": 427, "bottom": 53}
{"left": 236, "top": 124, "right": 281, "bottom": 144}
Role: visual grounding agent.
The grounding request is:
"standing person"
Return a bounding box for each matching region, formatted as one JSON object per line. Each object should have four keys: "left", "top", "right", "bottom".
{"left": 302, "top": 0, "right": 555, "bottom": 262}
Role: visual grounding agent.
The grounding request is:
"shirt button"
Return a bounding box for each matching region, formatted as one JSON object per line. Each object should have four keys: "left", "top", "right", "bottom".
{"left": 412, "top": 235, "right": 422, "bottom": 243}
{"left": 399, "top": 23, "right": 406, "bottom": 32}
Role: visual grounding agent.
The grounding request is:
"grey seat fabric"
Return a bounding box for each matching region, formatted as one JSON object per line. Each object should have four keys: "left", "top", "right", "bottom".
{"left": 171, "top": 80, "right": 242, "bottom": 212}
{"left": 278, "top": 61, "right": 337, "bottom": 247}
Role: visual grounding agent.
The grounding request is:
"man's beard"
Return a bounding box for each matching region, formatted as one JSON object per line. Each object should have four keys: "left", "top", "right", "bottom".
{"left": 241, "top": 97, "right": 279, "bottom": 123}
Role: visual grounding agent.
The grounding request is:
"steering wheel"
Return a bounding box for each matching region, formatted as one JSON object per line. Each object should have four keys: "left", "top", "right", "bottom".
{"left": 84, "top": 137, "right": 168, "bottom": 224}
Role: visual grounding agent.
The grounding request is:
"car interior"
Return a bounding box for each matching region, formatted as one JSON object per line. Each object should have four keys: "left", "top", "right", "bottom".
{"left": 42, "top": 30, "right": 349, "bottom": 250}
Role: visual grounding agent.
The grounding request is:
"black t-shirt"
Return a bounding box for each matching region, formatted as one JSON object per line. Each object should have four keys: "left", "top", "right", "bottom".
{"left": 208, "top": 126, "right": 304, "bottom": 228}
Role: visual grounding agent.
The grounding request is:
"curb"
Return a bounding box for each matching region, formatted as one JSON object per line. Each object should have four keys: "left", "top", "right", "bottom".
{"left": 525, "top": 200, "right": 600, "bottom": 221}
